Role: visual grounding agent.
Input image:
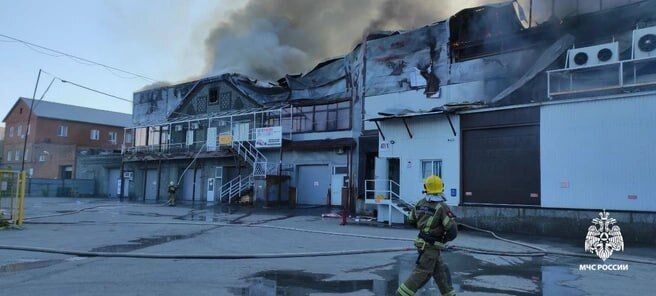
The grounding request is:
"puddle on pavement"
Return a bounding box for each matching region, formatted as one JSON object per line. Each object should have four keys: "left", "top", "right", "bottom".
{"left": 0, "top": 259, "right": 65, "bottom": 273}
{"left": 89, "top": 227, "right": 219, "bottom": 253}
{"left": 233, "top": 252, "right": 585, "bottom": 296}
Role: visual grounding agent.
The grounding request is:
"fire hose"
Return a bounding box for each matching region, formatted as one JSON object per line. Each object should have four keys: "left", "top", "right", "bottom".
{"left": 11, "top": 206, "right": 656, "bottom": 264}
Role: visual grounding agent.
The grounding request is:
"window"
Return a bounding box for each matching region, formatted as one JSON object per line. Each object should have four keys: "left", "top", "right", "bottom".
{"left": 58, "top": 125, "right": 68, "bottom": 137}
{"left": 15, "top": 150, "right": 21, "bottom": 161}
{"left": 17, "top": 125, "right": 22, "bottom": 137}
{"left": 60, "top": 165, "right": 73, "bottom": 179}
{"left": 219, "top": 92, "right": 232, "bottom": 110}
{"left": 7, "top": 150, "right": 13, "bottom": 162}
{"left": 24, "top": 149, "right": 29, "bottom": 161}
{"left": 291, "top": 101, "right": 351, "bottom": 133}
{"left": 27, "top": 124, "right": 30, "bottom": 135}
{"left": 108, "top": 132, "right": 117, "bottom": 144}
{"left": 125, "top": 132, "right": 133, "bottom": 143}
{"left": 9, "top": 126, "right": 14, "bottom": 137}
{"left": 39, "top": 154, "right": 47, "bottom": 162}
{"left": 208, "top": 87, "right": 218, "bottom": 104}
{"left": 90, "top": 129, "right": 100, "bottom": 140}
{"left": 421, "top": 160, "right": 442, "bottom": 179}
{"left": 333, "top": 166, "right": 348, "bottom": 174}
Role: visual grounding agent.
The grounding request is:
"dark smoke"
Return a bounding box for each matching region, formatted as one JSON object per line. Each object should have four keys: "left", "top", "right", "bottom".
{"left": 203, "top": 0, "right": 495, "bottom": 81}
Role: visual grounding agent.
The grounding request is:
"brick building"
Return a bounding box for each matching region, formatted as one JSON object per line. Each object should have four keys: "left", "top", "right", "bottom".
{"left": 2, "top": 98, "right": 131, "bottom": 179}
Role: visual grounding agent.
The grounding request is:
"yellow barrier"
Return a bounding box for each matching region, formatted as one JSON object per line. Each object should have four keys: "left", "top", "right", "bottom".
{"left": 0, "top": 170, "right": 26, "bottom": 226}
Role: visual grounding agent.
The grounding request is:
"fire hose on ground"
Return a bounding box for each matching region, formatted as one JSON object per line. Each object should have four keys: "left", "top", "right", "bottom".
{"left": 2, "top": 205, "right": 654, "bottom": 264}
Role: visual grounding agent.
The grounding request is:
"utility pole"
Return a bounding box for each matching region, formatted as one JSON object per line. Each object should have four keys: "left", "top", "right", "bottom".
{"left": 20, "top": 69, "right": 42, "bottom": 173}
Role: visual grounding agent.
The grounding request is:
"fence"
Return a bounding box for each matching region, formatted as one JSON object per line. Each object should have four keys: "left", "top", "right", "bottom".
{"left": 0, "top": 170, "right": 26, "bottom": 226}
{"left": 26, "top": 178, "right": 95, "bottom": 197}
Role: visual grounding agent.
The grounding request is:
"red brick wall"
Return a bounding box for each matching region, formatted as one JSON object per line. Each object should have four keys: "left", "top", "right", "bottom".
{"left": 2, "top": 100, "right": 126, "bottom": 178}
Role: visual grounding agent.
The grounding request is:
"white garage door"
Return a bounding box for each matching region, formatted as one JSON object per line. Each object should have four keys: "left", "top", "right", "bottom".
{"left": 296, "top": 165, "right": 330, "bottom": 205}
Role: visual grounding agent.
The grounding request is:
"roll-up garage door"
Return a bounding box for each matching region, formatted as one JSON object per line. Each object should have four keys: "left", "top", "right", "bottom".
{"left": 461, "top": 107, "right": 540, "bottom": 205}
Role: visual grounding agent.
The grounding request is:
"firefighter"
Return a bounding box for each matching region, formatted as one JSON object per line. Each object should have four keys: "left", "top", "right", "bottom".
{"left": 397, "top": 175, "right": 458, "bottom": 296}
{"left": 167, "top": 181, "right": 177, "bottom": 206}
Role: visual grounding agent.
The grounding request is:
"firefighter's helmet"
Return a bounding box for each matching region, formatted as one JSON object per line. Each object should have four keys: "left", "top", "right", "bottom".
{"left": 424, "top": 175, "right": 444, "bottom": 195}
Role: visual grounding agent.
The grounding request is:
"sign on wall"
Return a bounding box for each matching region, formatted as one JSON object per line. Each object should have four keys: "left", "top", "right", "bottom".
{"left": 218, "top": 134, "right": 233, "bottom": 146}
{"left": 255, "top": 126, "right": 282, "bottom": 148}
{"left": 379, "top": 141, "right": 391, "bottom": 152}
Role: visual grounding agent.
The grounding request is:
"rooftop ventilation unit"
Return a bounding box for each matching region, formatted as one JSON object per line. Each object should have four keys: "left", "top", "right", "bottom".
{"left": 567, "top": 42, "right": 619, "bottom": 69}
{"left": 633, "top": 26, "right": 656, "bottom": 60}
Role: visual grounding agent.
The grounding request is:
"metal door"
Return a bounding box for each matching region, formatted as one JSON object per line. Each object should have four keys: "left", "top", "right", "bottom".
{"left": 296, "top": 165, "right": 330, "bottom": 205}
{"left": 108, "top": 169, "right": 120, "bottom": 198}
{"left": 461, "top": 107, "right": 540, "bottom": 206}
{"left": 145, "top": 169, "right": 158, "bottom": 200}
{"left": 182, "top": 168, "right": 201, "bottom": 201}
{"left": 330, "top": 174, "right": 346, "bottom": 206}
{"left": 207, "top": 178, "right": 215, "bottom": 202}
{"left": 373, "top": 157, "right": 389, "bottom": 199}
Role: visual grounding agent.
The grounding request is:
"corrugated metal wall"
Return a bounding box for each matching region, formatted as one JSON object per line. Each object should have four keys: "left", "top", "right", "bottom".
{"left": 378, "top": 115, "right": 460, "bottom": 206}
{"left": 541, "top": 94, "right": 656, "bottom": 212}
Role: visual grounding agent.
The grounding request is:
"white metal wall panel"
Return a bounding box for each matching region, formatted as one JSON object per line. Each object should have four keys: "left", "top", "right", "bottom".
{"left": 378, "top": 115, "right": 460, "bottom": 206}
{"left": 541, "top": 95, "right": 656, "bottom": 211}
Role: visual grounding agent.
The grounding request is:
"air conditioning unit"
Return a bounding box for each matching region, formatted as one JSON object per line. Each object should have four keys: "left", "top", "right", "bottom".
{"left": 633, "top": 26, "right": 656, "bottom": 59}
{"left": 567, "top": 42, "right": 619, "bottom": 69}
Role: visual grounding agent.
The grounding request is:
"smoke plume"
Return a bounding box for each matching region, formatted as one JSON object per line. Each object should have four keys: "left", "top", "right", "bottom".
{"left": 204, "top": 0, "right": 496, "bottom": 81}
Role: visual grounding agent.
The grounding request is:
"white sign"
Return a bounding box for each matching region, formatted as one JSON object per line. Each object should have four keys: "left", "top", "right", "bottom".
{"left": 255, "top": 126, "right": 282, "bottom": 148}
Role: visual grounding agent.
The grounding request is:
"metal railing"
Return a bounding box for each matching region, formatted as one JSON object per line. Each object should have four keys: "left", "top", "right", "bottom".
{"left": 548, "top": 56, "right": 656, "bottom": 98}
{"left": 364, "top": 179, "right": 413, "bottom": 225}
{"left": 219, "top": 174, "right": 254, "bottom": 203}
{"left": 0, "top": 170, "right": 26, "bottom": 226}
{"left": 231, "top": 140, "right": 269, "bottom": 177}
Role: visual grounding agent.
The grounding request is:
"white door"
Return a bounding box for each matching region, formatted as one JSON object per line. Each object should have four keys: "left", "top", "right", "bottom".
{"left": 207, "top": 178, "right": 215, "bottom": 202}
{"left": 374, "top": 157, "right": 389, "bottom": 198}
{"left": 186, "top": 130, "right": 194, "bottom": 146}
{"left": 206, "top": 127, "right": 217, "bottom": 151}
{"left": 331, "top": 174, "right": 346, "bottom": 206}
{"left": 232, "top": 122, "right": 250, "bottom": 141}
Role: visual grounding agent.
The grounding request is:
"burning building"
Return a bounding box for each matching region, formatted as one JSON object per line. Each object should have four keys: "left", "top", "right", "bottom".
{"left": 121, "top": 0, "right": 656, "bottom": 242}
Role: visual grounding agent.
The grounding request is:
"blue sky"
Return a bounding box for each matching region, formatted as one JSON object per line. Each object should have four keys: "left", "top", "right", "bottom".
{"left": 0, "top": 0, "right": 247, "bottom": 124}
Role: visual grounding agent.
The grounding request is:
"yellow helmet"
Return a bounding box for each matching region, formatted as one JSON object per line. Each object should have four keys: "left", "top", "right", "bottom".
{"left": 424, "top": 175, "right": 444, "bottom": 195}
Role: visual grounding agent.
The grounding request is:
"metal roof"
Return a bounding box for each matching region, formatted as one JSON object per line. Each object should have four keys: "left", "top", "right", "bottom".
{"left": 18, "top": 98, "right": 132, "bottom": 127}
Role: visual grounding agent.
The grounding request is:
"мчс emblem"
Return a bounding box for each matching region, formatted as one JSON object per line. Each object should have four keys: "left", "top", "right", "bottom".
{"left": 585, "top": 210, "right": 624, "bottom": 261}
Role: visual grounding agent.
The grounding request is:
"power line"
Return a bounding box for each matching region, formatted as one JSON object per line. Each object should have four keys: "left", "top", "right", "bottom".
{"left": 42, "top": 71, "right": 133, "bottom": 103}
{"left": 0, "top": 33, "right": 157, "bottom": 82}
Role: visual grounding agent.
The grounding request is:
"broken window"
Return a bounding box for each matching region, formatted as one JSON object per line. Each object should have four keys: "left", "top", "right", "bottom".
{"left": 208, "top": 87, "right": 218, "bottom": 104}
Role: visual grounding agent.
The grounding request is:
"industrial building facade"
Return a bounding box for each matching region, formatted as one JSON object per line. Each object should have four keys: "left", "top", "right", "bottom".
{"left": 364, "top": 1, "right": 656, "bottom": 229}
{"left": 121, "top": 0, "right": 655, "bottom": 236}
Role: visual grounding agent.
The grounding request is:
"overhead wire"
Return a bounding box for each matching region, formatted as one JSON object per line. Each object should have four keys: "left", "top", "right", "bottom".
{"left": 0, "top": 33, "right": 157, "bottom": 82}
{"left": 40, "top": 70, "right": 133, "bottom": 103}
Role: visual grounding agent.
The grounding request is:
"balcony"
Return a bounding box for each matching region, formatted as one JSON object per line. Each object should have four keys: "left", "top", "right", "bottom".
{"left": 548, "top": 56, "right": 656, "bottom": 99}
{"left": 122, "top": 107, "right": 292, "bottom": 161}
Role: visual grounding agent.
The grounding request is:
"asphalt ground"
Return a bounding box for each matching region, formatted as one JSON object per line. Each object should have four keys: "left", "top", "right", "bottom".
{"left": 0, "top": 197, "right": 653, "bottom": 295}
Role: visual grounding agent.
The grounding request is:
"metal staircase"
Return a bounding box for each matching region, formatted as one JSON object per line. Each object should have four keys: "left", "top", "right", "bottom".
{"left": 230, "top": 140, "right": 268, "bottom": 177}
{"left": 219, "top": 140, "right": 269, "bottom": 203}
{"left": 219, "top": 174, "right": 254, "bottom": 203}
{"left": 364, "top": 179, "right": 415, "bottom": 225}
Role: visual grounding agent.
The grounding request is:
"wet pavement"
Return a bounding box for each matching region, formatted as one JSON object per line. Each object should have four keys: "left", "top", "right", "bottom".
{"left": 0, "top": 197, "right": 653, "bottom": 296}
{"left": 234, "top": 252, "right": 587, "bottom": 296}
